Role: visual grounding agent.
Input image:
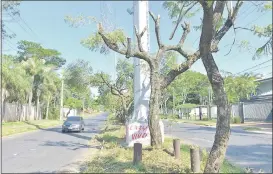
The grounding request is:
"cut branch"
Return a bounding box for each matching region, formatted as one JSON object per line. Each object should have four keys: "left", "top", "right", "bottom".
{"left": 98, "top": 23, "right": 127, "bottom": 55}
{"left": 160, "top": 51, "right": 201, "bottom": 89}
{"left": 126, "top": 38, "right": 132, "bottom": 58}
{"left": 179, "top": 22, "right": 190, "bottom": 45}
{"left": 212, "top": 1, "right": 243, "bottom": 46}
{"left": 149, "top": 11, "right": 162, "bottom": 48}
{"left": 98, "top": 23, "right": 152, "bottom": 63}
{"left": 134, "top": 25, "right": 147, "bottom": 52}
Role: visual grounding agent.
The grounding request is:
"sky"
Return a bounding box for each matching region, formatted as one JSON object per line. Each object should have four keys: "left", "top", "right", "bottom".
{"left": 3, "top": 1, "right": 272, "bottom": 96}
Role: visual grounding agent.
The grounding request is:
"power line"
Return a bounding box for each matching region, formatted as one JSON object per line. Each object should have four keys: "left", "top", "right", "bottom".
{"left": 235, "top": 59, "right": 272, "bottom": 75}
{"left": 249, "top": 64, "right": 272, "bottom": 73}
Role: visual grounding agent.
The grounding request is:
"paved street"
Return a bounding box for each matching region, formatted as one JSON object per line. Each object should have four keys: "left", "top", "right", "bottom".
{"left": 164, "top": 121, "right": 272, "bottom": 173}
{"left": 2, "top": 113, "right": 108, "bottom": 173}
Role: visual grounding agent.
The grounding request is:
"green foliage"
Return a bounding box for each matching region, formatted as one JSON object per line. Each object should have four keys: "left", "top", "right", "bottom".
{"left": 64, "top": 59, "right": 93, "bottom": 94}
{"left": 224, "top": 74, "right": 259, "bottom": 104}
{"left": 64, "top": 97, "right": 82, "bottom": 109}
{"left": 162, "top": 1, "right": 199, "bottom": 20}
{"left": 231, "top": 116, "right": 241, "bottom": 124}
{"left": 81, "top": 29, "right": 127, "bottom": 54}
{"left": 2, "top": 1, "right": 21, "bottom": 40}
{"left": 17, "top": 40, "right": 66, "bottom": 68}
{"left": 2, "top": 54, "right": 31, "bottom": 103}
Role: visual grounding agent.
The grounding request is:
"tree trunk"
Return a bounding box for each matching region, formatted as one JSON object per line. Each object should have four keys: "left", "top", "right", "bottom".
{"left": 28, "top": 76, "right": 34, "bottom": 121}
{"left": 66, "top": 108, "right": 71, "bottom": 118}
{"left": 149, "top": 70, "right": 162, "bottom": 148}
{"left": 46, "top": 96, "right": 50, "bottom": 120}
{"left": 202, "top": 53, "right": 231, "bottom": 173}
{"left": 36, "top": 95, "right": 40, "bottom": 120}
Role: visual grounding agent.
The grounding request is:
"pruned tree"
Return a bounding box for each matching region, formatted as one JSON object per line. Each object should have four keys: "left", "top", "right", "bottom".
{"left": 91, "top": 59, "right": 134, "bottom": 124}
{"left": 65, "top": 1, "right": 269, "bottom": 172}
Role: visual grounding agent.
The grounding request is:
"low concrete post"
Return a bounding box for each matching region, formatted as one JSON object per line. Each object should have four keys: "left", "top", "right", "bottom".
{"left": 133, "top": 143, "right": 142, "bottom": 165}
{"left": 190, "top": 147, "right": 200, "bottom": 173}
{"left": 173, "top": 139, "right": 180, "bottom": 159}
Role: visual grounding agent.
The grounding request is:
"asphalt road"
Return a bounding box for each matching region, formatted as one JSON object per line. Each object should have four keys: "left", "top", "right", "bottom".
{"left": 2, "top": 113, "right": 108, "bottom": 173}
{"left": 164, "top": 121, "right": 272, "bottom": 173}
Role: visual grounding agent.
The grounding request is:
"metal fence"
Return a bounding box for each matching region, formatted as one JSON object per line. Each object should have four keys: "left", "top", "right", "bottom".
{"left": 243, "top": 101, "right": 272, "bottom": 122}
{"left": 160, "top": 99, "right": 272, "bottom": 122}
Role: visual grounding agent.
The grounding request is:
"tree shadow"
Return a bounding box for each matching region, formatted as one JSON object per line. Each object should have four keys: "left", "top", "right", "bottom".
{"left": 39, "top": 140, "right": 101, "bottom": 151}
{"left": 226, "top": 144, "right": 272, "bottom": 173}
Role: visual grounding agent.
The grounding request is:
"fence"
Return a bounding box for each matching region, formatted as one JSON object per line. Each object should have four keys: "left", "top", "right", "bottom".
{"left": 1, "top": 102, "right": 80, "bottom": 122}
{"left": 1, "top": 102, "right": 42, "bottom": 122}
{"left": 161, "top": 99, "right": 272, "bottom": 122}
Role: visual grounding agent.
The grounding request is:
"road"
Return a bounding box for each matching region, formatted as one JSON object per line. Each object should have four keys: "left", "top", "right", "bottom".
{"left": 164, "top": 121, "right": 272, "bottom": 173}
{"left": 2, "top": 113, "right": 108, "bottom": 173}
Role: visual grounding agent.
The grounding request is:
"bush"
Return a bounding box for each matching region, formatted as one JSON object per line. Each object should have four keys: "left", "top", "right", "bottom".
{"left": 160, "top": 114, "right": 167, "bottom": 119}
{"left": 232, "top": 116, "right": 241, "bottom": 124}
{"left": 202, "top": 118, "right": 209, "bottom": 121}
{"left": 48, "top": 107, "right": 60, "bottom": 120}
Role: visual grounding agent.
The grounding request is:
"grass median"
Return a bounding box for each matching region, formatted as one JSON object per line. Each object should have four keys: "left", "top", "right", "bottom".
{"left": 83, "top": 118, "right": 244, "bottom": 173}
{"left": 2, "top": 119, "right": 62, "bottom": 137}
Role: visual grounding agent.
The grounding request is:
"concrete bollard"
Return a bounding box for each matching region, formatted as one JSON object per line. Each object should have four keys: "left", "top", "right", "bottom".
{"left": 173, "top": 139, "right": 180, "bottom": 159}
{"left": 133, "top": 143, "right": 142, "bottom": 165}
{"left": 190, "top": 147, "right": 200, "bottom": 173}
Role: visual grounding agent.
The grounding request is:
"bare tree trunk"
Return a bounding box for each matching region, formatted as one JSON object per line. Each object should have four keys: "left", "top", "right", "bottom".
{"left": 28, "top": 76, "right": 34, "bottom": 121}
{"left": 202, "top": 53, "right": 231, "bottom": 173}
{"left": 66, "top": 108, "right": 71, "bottom": 118}
{"left": 149, "top": 69, "right": 162, "bottom": 148}
{"left": 46, "top": 96, "right": 50, "bottom": 120}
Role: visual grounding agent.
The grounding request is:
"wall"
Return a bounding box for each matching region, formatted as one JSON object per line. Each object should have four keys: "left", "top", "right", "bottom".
{"left": 1, "top": 103, "right": 42, "bottom": 122}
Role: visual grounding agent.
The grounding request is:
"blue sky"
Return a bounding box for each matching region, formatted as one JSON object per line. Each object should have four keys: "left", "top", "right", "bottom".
{"left": 3, "top": 1, "right": 272, "bottom": 95}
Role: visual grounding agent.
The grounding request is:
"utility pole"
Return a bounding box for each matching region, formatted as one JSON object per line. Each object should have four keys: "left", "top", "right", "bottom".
{"left": 172, "top": 89, "right": 175, "bottom": 115}
{"left": 59, "top": 79, "right": 64, "bottom": 121}
{"left": 82, "top": 98, "right": 85, "bottom": 117}
{"left": 207, "top": 87, "right": 211, "bottom": 120}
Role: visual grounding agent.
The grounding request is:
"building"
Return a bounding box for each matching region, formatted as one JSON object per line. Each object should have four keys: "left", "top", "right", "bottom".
{"left": 256, "top": 77, "right": 272, "bottom": 96}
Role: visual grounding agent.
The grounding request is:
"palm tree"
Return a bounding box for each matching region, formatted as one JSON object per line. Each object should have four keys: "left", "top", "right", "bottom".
{"left": 21, "top": 56, "right": 55, "bottom": 120}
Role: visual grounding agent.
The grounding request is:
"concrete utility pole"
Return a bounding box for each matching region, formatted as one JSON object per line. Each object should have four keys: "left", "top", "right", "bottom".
{"left": 207, "top": 87, "right": 212, "bottom": 120}
{"left": 59, "top": 79, "right": 64, "bottom": 120}
{"left": 132, "top": 0, "right": 150, "bottom": 122}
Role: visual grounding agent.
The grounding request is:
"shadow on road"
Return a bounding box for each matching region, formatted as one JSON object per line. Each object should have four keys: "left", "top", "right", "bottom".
{"left": 40, "top": 140, "right": 101, "bottom": 151}
{"left": 226, "top": 144, "right": 272, "bottom": 172}
{"left": 23, "top": 115, "right": 107, "bottom": 142}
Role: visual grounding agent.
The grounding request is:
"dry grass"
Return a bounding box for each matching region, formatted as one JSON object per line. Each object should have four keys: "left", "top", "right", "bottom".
{"left": 2, "top": 120, "right": 62, "bottom": 137}
{"left": 84, "top": 123, "right": 244, "bottom": 173}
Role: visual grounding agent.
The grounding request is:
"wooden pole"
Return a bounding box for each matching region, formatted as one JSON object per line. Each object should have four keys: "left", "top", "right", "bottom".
{"left": 133, "top": 143, "right": 142, "bottom": 165}
{"left": 173, "top": 139, "right": 180, "bottom": 159}
{"left": 190, "top": 147, "right": 200, "bottom": 173}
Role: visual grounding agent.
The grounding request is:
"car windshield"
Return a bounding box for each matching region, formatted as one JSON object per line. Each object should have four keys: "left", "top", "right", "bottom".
{"left": 66, "top": 117, "right": 81, "bottom": 121}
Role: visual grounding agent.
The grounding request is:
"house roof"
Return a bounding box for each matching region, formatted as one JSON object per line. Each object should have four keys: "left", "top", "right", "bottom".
{"left": 255, "top": 77, "right": 272, "bottom": 83}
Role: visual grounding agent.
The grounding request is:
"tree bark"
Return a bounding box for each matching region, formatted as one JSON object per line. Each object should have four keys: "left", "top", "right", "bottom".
{"left": 202, "top": 53, "right": 231, "bottom": 173}
{"left": 198, "top": 3, "right": 232, "bottom": 172}
{"left": 148, "top": 68, "right": 162, "bottom": 148}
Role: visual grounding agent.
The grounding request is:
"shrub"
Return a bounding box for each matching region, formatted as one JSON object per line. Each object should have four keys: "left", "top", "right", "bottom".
{"left": 202, "top": 118, "right": 209, "bottom": 121}
{"left": 232, "top": 116, "right": 241, "bottom": 124}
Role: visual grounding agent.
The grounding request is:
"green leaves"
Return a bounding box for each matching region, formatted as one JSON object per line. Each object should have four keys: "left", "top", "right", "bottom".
{"left": 81, "top": 29, "right": 127, "bottom": 54}
{"left": 224, "top": 74, "right": 258, "bottom": 104}
{"left": 17, "top": 40, "right": 66, "bottom": 68}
